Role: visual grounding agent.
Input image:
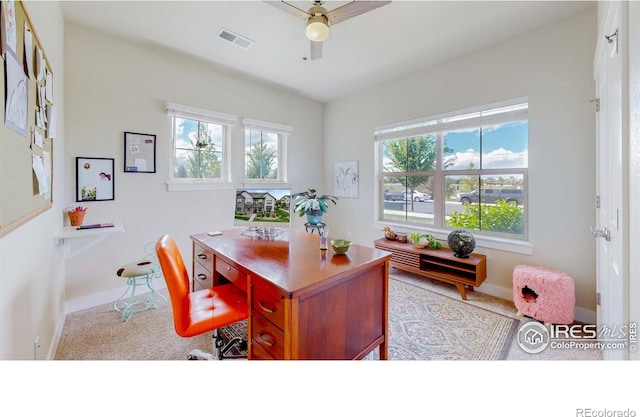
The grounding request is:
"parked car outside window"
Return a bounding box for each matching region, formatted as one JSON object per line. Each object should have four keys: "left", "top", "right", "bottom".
{"left": 384, "top": 191, "right": 404, "bottom": 201}
{"left": 457, "top": 188, "right": 523, "bottom": 206}
{"left": 403, "top": 191, "right": 429, "bottom": 202}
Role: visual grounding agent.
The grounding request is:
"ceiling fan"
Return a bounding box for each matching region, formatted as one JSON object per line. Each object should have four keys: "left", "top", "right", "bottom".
{"left": 267, "top": 1, "right": 391, "bottom": 60}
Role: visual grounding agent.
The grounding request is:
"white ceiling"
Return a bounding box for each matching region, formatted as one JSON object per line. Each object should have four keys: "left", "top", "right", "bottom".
{"left": 60, "top": 1, "right": 596, "bottom": 103}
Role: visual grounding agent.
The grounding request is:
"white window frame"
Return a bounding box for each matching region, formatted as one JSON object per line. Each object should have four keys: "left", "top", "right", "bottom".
{"left": 166, "top": 102, "right": 236, "bottom": 191}
{"left": 242, "top": 118, "right": 292, "bottom": 184}
{"left": 374, "top": 97, "right": 533, "bottom": 254}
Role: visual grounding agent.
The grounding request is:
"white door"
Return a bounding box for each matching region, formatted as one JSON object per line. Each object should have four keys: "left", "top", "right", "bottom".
{"left": 593, "top": 1, "right": 627, "bottom": 360}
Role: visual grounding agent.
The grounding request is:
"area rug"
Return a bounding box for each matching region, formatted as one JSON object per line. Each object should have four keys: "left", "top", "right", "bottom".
{"left": 54, "top": 275, "right": 518, "bottom": 360}
{"left": 383, "top": 278, "right": 518, "bottom": 360}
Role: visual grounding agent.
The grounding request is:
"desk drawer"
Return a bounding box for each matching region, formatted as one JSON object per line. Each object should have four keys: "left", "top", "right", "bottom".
{"left": 251, "top": 311, "right": 285, "bottom": 359}
{"left": 252, "top": 281, "right": 285, "bottom": 330}
{"left": 250, "top": 339, "right": 276, "bottom": 360}
{"left": 193, "top": 262, "right": 213, "bottom": 291}
{"left": 194, "top": 243, "right": 213, "bottom": 271}
{"left": 215, "top": 258, "right": 247, "bottom": 293}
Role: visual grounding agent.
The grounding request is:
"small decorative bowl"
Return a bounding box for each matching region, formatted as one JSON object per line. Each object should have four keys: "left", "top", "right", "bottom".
{"left": 331, "top": 239, "right": 352, "bottom": 255}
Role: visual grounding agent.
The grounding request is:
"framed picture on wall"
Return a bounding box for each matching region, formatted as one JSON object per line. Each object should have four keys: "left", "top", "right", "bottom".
{"left": 334, "top": 160, "right": 359, "bottom": 198}
{"left": 76, "top": 157, "right": 114, "bottom": 202}
{"left": 124, "top": 131, "right": 156, "bottom": 173}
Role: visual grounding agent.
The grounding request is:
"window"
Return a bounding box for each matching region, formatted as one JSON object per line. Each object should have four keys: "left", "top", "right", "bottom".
{"left": 375, "top": 99, "right": 528, "bottom": 239}
{"left": 243, "top": 118, "right": 291, "bottom": 182}
{"left": 167, "top": 102, "right": 237, "bottom": 182}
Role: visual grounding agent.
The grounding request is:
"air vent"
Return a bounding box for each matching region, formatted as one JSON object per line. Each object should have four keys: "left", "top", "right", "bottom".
{"left": 218, "top": 29, "right": 254, "bottom": 49}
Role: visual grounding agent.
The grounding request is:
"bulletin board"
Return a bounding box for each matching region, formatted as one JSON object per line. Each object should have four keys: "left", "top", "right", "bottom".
{"left": 0, "top": 1, "right": 55, "bottom": 238}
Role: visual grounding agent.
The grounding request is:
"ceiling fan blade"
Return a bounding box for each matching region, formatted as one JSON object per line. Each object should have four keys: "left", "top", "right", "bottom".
{"left": 265, "top": 1, "right": 311, "bottom": 20}
{"left": 310, "top": 40, "right": 323, "bottom": 60}
{"left": 325, "top": 1, "right": 391, "bottom": 25}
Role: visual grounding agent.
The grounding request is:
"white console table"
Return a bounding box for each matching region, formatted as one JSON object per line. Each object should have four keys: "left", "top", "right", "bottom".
{"left": 55, "top": 221, "right": 124, "bottom": 260}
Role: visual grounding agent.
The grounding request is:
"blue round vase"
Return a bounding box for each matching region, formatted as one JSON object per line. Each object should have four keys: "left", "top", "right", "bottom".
{"left": 306, "top": 210, "right": 323, "bottom": 225}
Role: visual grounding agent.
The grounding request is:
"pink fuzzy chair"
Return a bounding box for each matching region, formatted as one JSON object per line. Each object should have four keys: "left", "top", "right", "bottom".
{"left": 513, "top": 264, "right": 575, "bottom": 325}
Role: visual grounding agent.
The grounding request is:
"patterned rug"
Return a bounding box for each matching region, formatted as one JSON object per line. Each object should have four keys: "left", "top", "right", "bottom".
{"left": 381, "top": 278, "right": 518, "bottom": 360}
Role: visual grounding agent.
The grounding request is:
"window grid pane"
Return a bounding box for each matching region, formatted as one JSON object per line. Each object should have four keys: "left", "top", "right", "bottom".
{"left": 173, "top": 116, "right": 224, "bottom": 180}
{"left": 378, "top": 102, "right": 528, "bottom": 239}
{"left": 245, "top": 129, "right": 280, "bottom": 180}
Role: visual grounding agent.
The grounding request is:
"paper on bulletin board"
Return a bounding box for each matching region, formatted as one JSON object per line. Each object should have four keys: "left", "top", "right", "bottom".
{"left": 46, "top": 105, "right": 56, "bottom": 139}
{"left": 45, "top": 70, "right": 53, "bottom": 102}
{"left": 4, "top": 49, "right": 28, "bottom": 137}
{"left": 24, "top": 21, "right": 35, "bottom": 79}
{"left": 34, "top": 129, "right": 43, "bottom": 148}
{"left": 42, "top": 150, "right": 51, "bottom": 199}
{"left": 32, "top": 154, "right": 49, "bottom": 197}
{"left": 1, "top": 0, "right": 16, "bottom": 55}
{"left": 35, "top": 46, "right": 44, "bottom": 81}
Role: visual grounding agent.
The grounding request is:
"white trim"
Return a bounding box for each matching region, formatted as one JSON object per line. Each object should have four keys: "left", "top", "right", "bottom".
{"left": 166, "top": 102, "right": 237, "bottom": 126}
{"left": 374, "top": 97, "right": 528, "bottom": 141}
{"left": 242, "top": 118, "right": 293, "bottom": 135}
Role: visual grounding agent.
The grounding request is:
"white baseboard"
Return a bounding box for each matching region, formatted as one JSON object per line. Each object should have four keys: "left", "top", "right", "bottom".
{"left": 64, "top": 281, "right": 167, "bottom": 314}
{"left": 476, "top": 282, "right": 596, "bottom": 325}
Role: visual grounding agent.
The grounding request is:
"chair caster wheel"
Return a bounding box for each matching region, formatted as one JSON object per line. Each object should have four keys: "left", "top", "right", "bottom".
{"left": 238, "top": 340, "right": 248, "bottom": 351}
{"left": 187, "top": 355, "right": 198, "bottom": 360}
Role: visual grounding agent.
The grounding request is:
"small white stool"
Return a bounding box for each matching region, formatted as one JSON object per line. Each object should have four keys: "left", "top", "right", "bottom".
{"left": 113, "top": 243, "right": 167, "bottom": 321}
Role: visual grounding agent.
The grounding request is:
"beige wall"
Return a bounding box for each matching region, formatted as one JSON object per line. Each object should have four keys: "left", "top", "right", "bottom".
{"left": 63, "top": 23, "right": 325, "bottom": 310}
{"left": 323, "top": 9, "right": 597, "bottom": 320}
{"left": 0, "top": 2, "right": 66, "bottom": 360}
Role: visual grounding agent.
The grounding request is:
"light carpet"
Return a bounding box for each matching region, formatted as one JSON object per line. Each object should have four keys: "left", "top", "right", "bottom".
{"left": 55, "top": 273, "right": 520, "bottom": 360}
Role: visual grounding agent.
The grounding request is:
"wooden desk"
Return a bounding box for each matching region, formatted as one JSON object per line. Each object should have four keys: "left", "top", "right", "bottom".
{"left": 191, "top": 229, "right": 391, "bottom": 360}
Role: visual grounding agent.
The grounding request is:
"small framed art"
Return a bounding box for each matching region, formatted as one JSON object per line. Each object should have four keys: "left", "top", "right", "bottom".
{"left": 334, "top": 160, "right": 359, "bottom": 198}
{"left": 124, "top": 131, "right": 156, "bottom": 173}
{"left": 76, "top": 157, "right": 115, "bottom": 202}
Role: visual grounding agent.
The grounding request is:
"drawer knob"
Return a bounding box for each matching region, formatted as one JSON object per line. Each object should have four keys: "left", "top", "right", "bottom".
{"left": 227, "top": 266, "right": 231, "bottom": 272}
{"left": 258, "top": 332, "right": 275, "bottom": 347}
{"left": 198, "top": 254, "right": 207, "bottom": 260}
{"left": 258, "top": 301, "right": 276, "bottom": 314}
{"left": 197, "top": 274, "right": 207, "bottom": 280}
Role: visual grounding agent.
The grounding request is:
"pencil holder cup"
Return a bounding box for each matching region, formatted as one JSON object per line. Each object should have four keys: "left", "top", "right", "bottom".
{"left": 68, "top": 209, "right": 86, "bottom": 226}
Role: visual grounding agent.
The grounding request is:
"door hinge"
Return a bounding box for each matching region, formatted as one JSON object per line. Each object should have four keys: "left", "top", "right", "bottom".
{"left": 596, "top": 195, "right": 601, "bottom": 209}
{"left": 590, "top": 98, "right": 600, "bottom": 112}
{"left": 596, "top": 292, "right": 601, "bottom": 306}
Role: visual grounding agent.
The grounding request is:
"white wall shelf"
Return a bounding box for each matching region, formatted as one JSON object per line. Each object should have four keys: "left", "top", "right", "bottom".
{"left": 55, "top": 221, "right": 124, "bottom": 260}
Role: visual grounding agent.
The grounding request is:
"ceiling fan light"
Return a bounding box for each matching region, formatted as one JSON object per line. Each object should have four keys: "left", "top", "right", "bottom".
{"left": 306, "top": 16, "right": 329, "bottom": 42}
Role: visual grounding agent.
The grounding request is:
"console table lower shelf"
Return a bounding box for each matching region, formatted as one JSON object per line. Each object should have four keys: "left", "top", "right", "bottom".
{"left": 374, "top": 238, "right": 486, "bottom": 300}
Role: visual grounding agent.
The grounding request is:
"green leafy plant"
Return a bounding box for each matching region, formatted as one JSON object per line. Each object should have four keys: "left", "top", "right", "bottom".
{"left": 291, "top": 188, "right": 338, "bottom": 217}
{"left": 409, "top": 232, "right": 441, "bottom": 249}
{"left": 449, "top": 200, "right": 524, "bottom": 235}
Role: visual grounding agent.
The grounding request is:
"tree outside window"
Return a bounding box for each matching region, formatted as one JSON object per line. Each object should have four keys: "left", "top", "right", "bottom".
{"left": 173, "top": 118, "right": 223, "bottom": 179}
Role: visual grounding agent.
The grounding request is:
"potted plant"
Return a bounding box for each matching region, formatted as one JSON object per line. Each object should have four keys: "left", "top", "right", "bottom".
{"left": 409, "top": 232, "right": 442, "bottom": 249}
{"left": 291, "top": 187, "right": 338, "bottom": 225}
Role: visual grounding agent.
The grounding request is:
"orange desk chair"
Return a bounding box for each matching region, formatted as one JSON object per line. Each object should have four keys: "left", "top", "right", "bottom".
{"left": 155, "top": 235, "right": 248, "bottom": 360}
